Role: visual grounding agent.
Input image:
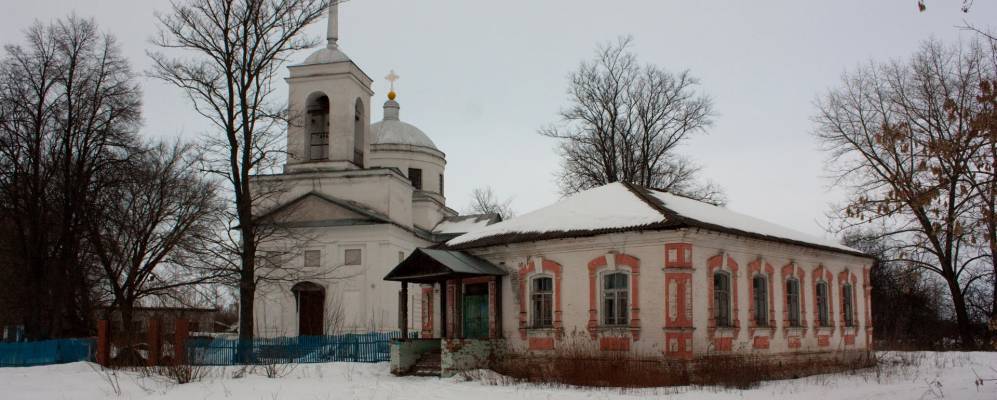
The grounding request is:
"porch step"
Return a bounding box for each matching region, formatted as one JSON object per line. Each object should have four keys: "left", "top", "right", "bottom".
{"left": 410, "top": 349, "right": 442, "bottom": 377}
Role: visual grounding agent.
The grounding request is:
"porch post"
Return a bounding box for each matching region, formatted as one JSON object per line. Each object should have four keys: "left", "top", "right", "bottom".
{"left": 399, "top": 282, "right": 408, "bottom": 339}
{"left": 488, "top": 276, "right": 498, "bottom": 339}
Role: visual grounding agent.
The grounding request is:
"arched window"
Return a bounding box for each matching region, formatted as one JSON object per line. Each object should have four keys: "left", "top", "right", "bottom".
{"left": 602, "top": 272, "right": 629, "bottom": 326}
{"left": 714, "top": 271, "right": 732, "bottom": 328}
{"left": 816, "top": 281, "right": 830, "bottom": 327}
{"left": 353, "top": 98, "right": 364, "bottom": 167}
{"left": 307, "top": 94, "right": 330, "bottom": 161}
{"left": 530, "top": 277, "right": 553, "bottom": 328}
{"left": 291, "top": 282, "right": 325, "bottom": 336}
{"left": 842, "top": 283, "right": 855, "bottom": 327}
{"left": 786, "top": 278, "right": 801, "bottom": 327}
{"left": 752, "top": 275, "right": 769, "bottom": 326}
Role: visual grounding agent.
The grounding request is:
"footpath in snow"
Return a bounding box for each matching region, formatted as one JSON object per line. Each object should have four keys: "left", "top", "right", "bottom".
{"left": 0, "top": 351, "right": 994, "bottom": 400}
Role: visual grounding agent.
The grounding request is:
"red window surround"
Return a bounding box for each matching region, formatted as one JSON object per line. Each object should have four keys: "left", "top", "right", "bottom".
{"left": 707, "top": 253, "right": 739, "bottom": 351}
{"left": 747, "top": 259, "right": 777, "bottom": 338}
{"left": 813, "top": 265, "right": 834, "bottom": 347}
{"left": 838, "top": 269, "right": 858, "bottom": 344}
{"left": 517, "top": 258, "right": 563, "bottom": 343}
{"left": 781, "top": 262, "right": 808, "bottom": 338}
{"left": 587, "top": 253, "right": 641, "bottom": 341}
{"left": 664, "top": 243, "right": 693, "bottom": 360}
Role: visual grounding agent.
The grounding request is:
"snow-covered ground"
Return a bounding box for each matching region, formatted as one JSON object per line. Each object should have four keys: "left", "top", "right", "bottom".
{"left": 1, "top": 352, "right": 994, "bottom": 400}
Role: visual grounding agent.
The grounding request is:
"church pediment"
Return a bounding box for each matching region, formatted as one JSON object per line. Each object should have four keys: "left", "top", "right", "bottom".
{"left": 257, "top": 192, "right": 390, "bottom": 226}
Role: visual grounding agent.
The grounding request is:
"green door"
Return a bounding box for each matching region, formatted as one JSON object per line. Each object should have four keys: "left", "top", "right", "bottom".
{"left": 462, "top": 292, "right": 489, "bottom": 339}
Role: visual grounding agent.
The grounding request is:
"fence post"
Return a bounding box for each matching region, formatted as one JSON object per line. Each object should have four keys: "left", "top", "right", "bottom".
{"left": 175, "top": 318, "right": 188, "bottom": 365}
{"left": 96, "top": 320, "right": 110, "bottom": 366}
{"left": 147, "top": 318, "right": 161, "bottom": 366}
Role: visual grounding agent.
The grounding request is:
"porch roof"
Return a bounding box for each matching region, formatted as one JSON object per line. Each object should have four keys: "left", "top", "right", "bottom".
{"left": 383, "top": 248, "right": 507, "bottom": 284}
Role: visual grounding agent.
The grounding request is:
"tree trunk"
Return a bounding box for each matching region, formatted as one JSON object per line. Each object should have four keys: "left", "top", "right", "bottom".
{"left": 945, "top": 271, "right": 976, "bottom": 349}
{"left": 237, "top": 201, "right": 256, "bottom": 362}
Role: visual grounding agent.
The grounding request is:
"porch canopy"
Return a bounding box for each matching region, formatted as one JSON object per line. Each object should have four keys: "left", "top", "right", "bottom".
{"left": 384, "top": 248, "right": 506, "bottom": 340}
{"left": 384, "top": 248, "right": 506, "bottom": 283}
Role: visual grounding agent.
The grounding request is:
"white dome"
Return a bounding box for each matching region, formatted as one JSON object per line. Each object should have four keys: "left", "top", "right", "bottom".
{"left": 301, "top": 46, "right": 351, "bottom": 65}
{"left": 369, "top": 99, "right": 439, "bottom": 150}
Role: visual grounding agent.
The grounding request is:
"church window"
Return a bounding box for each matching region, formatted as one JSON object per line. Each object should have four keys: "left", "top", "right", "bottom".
{"left": 602, "top": 272, "right": 629, "bottom": 326}
{"left": 439, "top": 174, "right": 444, "bottom": 195}
{"left": 714, "top": 271, "right": 731, "bottom": 327}
{"left": 530, "top": 277, "right": 553, "bottom": 328}
{"left": 753, "top": 275, "right": 769, "bottom": 326}
{"left": 787, "top": 278, "right": 801, "bottom": 327}
{"left": 408, "top": 168, "right": 423, "bottom": 190}
{"left": 304, "top": 250, "right": 321, "bottom": 269}
{"left": 307, "top": 95, "right": 330, "bottom": 161}
{"left": 353, "top": 98, "right": 364, "bottom": 167}
{"left": 344, "top": 249, "right": 362, "bottom": 266}
{"left": 842, "top": 283, "right": 855, "bottom": 327}
{"left": 817, "top": 281, "right": 830, "bottom": 327}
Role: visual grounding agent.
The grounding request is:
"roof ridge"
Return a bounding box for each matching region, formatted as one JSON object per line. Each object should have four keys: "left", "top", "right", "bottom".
{"left": 620, "top": 181, "right": 682, "bottom": 222}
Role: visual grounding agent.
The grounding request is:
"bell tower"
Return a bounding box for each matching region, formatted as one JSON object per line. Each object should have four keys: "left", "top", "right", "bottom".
{"left": 284, "top": 2, "right": 373, "bottom": 173}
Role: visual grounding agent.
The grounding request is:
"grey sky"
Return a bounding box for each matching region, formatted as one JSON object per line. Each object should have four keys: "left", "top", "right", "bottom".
{"left": 2, "top": 0, "right": 994, "bottom": 240}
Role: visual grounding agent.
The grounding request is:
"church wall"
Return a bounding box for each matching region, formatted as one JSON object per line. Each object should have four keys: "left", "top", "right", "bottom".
{"left": 368, "top": 147, "right": 446, "bottom": 196}
{"left": 459, "top": 229, "right": 873, "bottom": 359}
{"left": 253, "top": 223, "right": 430, "bottom": 337}
{"left": 252, "top": 170, "right": 415, "bottom": 229}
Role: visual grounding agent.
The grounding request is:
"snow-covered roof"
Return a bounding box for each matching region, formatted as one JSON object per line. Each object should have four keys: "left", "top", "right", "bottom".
{"left": 446, "top": 182, "right": 864, "bottom": 256}
{"left": 433, "top": 214, "right": 503, "bottom": 235}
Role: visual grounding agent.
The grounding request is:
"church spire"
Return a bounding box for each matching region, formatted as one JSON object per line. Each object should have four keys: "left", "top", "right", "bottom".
{"left": 326, "top": 1, "right": 339, "bottom": 49}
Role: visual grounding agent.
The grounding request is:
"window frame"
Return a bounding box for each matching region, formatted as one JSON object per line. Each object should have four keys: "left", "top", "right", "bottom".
{"left": 303, "top": 249, "right": 321, "bottom": 269}
{"left": 816, "top": 280, "right": 830, "bottom": 327}
{"left": 786, "top": 278, "right": 802, "bottom": 327}
{"left": 344, "top": 248, "right": 362, "bottom": 266}
{"left": 530, "top": 276, "right": 554, "bottom": 328}
{"left": 408, "top": 168, "right": 423, "bottom": 190}
{"left": 752, "top": 274, "right": 769, "bottom": 327}
{"left": 714, "top": 270, "right": 732, "bottom": 328}
{"left": 842, "top": 283, "right": 855, "bottom": 327}
{"left": 601, "top": 271, "right": 629, "bottom": 326}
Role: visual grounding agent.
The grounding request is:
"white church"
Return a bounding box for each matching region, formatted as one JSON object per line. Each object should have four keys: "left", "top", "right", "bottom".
{"left": 250, "top": 4, "right": 498, "bottom": 336}
{"left": 253, "top": 4, "right": 875, "bottom": 375}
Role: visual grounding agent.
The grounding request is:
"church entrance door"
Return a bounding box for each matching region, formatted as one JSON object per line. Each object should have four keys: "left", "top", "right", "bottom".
{"left": 292, "top": 282, "right": 325, "bottom": 336}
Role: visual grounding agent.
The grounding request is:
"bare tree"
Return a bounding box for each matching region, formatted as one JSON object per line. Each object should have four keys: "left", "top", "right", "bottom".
{"left": 86, "top": 141, "right": 222, "bottom": 343}
{"left": 541, "top": 36, "right": 724, "bottom": 204}
{"left": 465, "top": 186, "right": 515, "bottom": 219}
{"left": 149, "top": 0, "right": 331, "bottom": 348}
{"left": 815, "top": 39, "right": 993, "bottom": 347}
{"left": 0, "top": 15, "right": 142, "bottom": 339}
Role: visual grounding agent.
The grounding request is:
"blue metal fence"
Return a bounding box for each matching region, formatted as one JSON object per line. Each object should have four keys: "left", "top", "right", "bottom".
{"left": 0, "top": 338, "right": 95, "bottom": 367}
{"left": 187, "top": 332, "right": 413, "bottom": 365}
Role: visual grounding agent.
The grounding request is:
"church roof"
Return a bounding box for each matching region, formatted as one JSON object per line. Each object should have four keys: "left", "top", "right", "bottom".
{"left": 370, "top": 99, "right": 439, "bottom": 151}
{"left": 432, "top": 214, "right": 502, "bottom": 239}
{"left": 445, "top": 182, "right": 866, "bottom": 257}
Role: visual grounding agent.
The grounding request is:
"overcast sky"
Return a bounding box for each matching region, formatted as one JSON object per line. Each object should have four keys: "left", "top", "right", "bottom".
{"left": 2, "top": 1, "right": 994, "bottom": 240}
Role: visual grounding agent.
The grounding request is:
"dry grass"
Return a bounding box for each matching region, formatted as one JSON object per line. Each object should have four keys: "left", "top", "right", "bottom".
{"left": 476, "top": 336, "right": 876, "bottom": 389}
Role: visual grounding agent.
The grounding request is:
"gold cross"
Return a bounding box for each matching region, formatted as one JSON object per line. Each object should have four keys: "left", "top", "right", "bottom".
{"left": 385, "top": 70, "right": 399, "bottom": 91}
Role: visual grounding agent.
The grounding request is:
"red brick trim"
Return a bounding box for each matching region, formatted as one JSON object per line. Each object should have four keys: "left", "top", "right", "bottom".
{"left": 518, "top": 258, "right": 563, "bottom": 340}
{"left": 446, "top": 279, "right": 458, "bottom": 338}
{"left": 664, "top": 244, "right": 693, "bottom": 359}
{"left": 664, "top": 243, "right": 693, "bottom": 269}
{"left": 707, "top": 254, "right": 739, "bottom": 350}
{"left": 838, "top": 269, "right": 859, "bottom": 339}
{"left": 752, "top": 335, "right": 770, "bottom": 349}
{"left": 599, "top": 336, "right": 631, "bottom": 351}
{"left": 747, "top": 259, "right": 777, "bottom": 337}
{"left": 488, "top": 276, "right": 499, "bottom": 339}
{"left": 863, "top": 266, "right": 874, "bottom": 350}
{"left": 813, "top": 265, "right": 834, "bottom": 331}
{"left": 587, "top": 253, "right": 641, "bottom": 340}
{"left": 421, "top": 286, "right": 434, "bottom": 338}
{"left": 781, "top": 262, "right": 808, "bottom": 337}
{"left": 528, "top": 337, "right": 554, "bottom": 350}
